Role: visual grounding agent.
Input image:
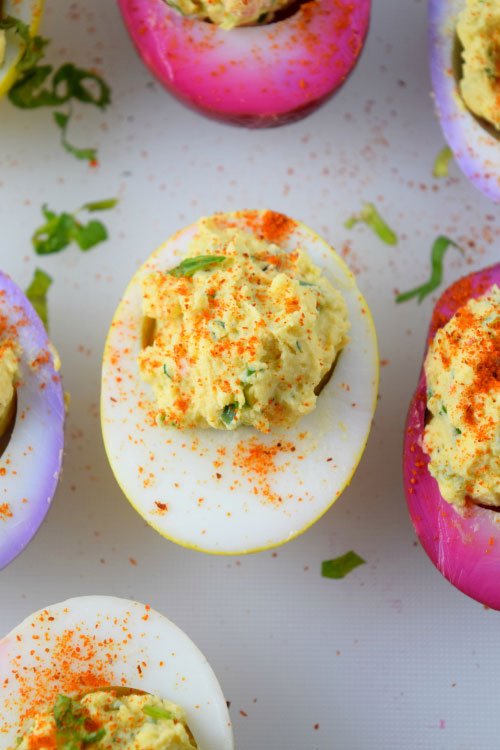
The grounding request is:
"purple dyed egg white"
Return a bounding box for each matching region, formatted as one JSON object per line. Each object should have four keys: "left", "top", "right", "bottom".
{"left": 0, "top": 271, "right": 64, "bottom": 570}
{"left": 117, "top": 0, "right": 371, "bottom": 127}
{"left": 404, "top": 263, "right": 500, "bottom": 609}
{"left": 429, "top": 0, "right": 500, "bottom": 201}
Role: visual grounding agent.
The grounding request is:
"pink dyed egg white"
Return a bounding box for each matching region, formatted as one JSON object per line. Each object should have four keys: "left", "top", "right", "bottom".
{"left": 0, "top": 271, "right": 64, "bottom": 569}
{"left": 0, "top": 596, "right": 234, "bottom": 750}
{"left": 404, "top": 264, "right": 500, "bottom": 609}
{"left": 117, "top": 0, "right": 371, "bottom": 127}
{"left": 429, "top": 0, "right": 500, "bottom": 202}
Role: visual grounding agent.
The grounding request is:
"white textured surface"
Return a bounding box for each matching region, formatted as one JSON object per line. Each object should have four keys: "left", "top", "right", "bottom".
{"left": 1, "top": 0, "right": 499, "bottom": 748}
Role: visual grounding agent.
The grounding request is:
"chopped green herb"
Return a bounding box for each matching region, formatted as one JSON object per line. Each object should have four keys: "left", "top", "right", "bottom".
{"left": 9, "top": 61, "right": 110, "bottom": 110}
{"left": 296, "top": 341, "right": 302, "bottom": 352}
{"left": 455, "top": 427, "right": 462, "bottom": 435}
{"left": 298, "top": 280, "right": 316, "bottom": 287}
{"left": 25, "top": 268, "right": 52, "bottom": 331}
{"left": 142, "top": 705, "right": 174, "bottom": 721}
{"left": 163, "top": 364, "right": 171, "bottom": 379}
{"left": 168, "top": 255, "right": 226, "bottom": 278}
{"left": 221, "top": 403, "right": 238, "bottom": 425}
{"left": 395, "top": 236, "right": 463, "bottom": 304}
{"left": 440, "top": 404, "right": 447, "bottom": 415}
{"left": 0, "top": 16, "right": 49, "bottom": 72}
{"left": 257, "top": 11, "right": 269, "bottom": 22}
{"left": 52, "top": 694, "right": 105, "bottom": 748}
{"left": 32, "top": 199, "right": 117, "bottom": 255}
{"left": 83, "top": 198, "right": 119, "bottom": 212}
{"left": 433, "top": 146, "right": 453, "bottom": 178}
{"left": 54, "top": 110, "right": 97, "bottom": 163}
{"left": 321, "top": 551, "right": 365, "bottom": 579}
{"left": 345, "top": 202, "right": 397, "bottom": 245}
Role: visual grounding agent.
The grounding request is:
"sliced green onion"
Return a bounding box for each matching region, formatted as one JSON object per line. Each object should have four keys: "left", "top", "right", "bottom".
{"left": 345, "top": 203, "right": 397, "bottom": 245}
{"left": 396, "top": 236, "right": 462, "bottom": 304}
{"left": 143, "top": 705, "right": 174, "bottom": 721}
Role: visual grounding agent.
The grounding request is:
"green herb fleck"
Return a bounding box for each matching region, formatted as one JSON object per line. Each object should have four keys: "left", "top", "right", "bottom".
{"left": 440, "top": 404, "right": 447, "bottom": 415}
{"left": 25, "top": 268, "right": 52, "bottom": 331}
{"left": 345, "top": 203, "right": 397, "bottom": 245}
{"left": 221, "top": 403, "right": 238, "bottom": 425}
{"left": 296, "top": 341, "right": 302, "bottom": 352}
{"left": 395, "top": 236, "right": 463, "bottom": 304}
{"left": 321, "top": 551, "right": 365, "bottom": 579}
{"left": 163, "top": 364, "right": 171, "bottom": 379}
{"left": 168, "top": 255, "right": 226, "bottom": 278}
{"left": 142, "top": 705, "right": 174, "bottom": 721}
{"left": 32, "top": 199, "right": 117, "bottom": 255}
{"left": 298, "top": 280, "right": 316, "bottom": 287}
{"left": 53, "top": 694, "right": 105, "bottom": 748}
{"left": 54, "top": 110, "right": 97, "bottom": 163}
{"left": 455, "top": 427, "right": 462, "bottom": 435}
{"left": 433, "top": 146, "right": 453, "bottom": 178}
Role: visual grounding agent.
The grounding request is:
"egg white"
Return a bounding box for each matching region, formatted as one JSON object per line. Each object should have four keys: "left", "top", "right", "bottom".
{"left": 0, "top": 271, "right": 64, "bottom": 569}
{"left": 429, "top": 0, "right": 500, "bottom": 201}
{"left": 0, "top": 596, "right": 234, "bottom": 750}
{"left": 101, "top": 211, "right": 379, "bottom": 554}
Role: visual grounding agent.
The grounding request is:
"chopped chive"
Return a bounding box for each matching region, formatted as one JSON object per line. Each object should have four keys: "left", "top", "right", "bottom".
{"left": 321, "top": 551, "right": 365, "bottom": 579}
{"left": 299, "top": 280, "right": 316, "bottom": 287}
{"left": 433, "top": 146, "right": 453, "bottom": 178}
{"left": 168, "top": 255, "right": 226, "bottom": 278}
{"left": 440, "top": 404, "right": 447, "bottom": 415}
{"left": 296, "top": 341, "right": 302, "bottom": 352}
{"left": 396, "top": 236, "right": 463, "bottom": 304}
{"left": 163, "top": 364, "right": 171, "bottom": 379}
{"left": 143, "top": 705, "right": 174, "bottom": 721}
{"left": 345, "top": 203, "right": 397, "bottom": 245}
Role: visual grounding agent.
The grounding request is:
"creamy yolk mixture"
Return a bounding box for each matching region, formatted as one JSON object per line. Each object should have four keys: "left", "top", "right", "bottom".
{"left": 457, "top": 0, "right": 500, "bottom": 129}
{"left": 138, "top": 217, "right": 350, "bottom": 433}
{"left": 16, "top": 691, "right": 196, "bottom": 750}
{"left": 165, "top": 0, "right": 292, "bottom": 29}
{"left": 424, "top": 285, "right": 500, "bottom": 507}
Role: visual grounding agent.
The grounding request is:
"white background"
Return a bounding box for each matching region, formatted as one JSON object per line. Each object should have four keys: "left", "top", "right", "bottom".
{"left": 1, "top": 0, "right": 499, "bottom": 748}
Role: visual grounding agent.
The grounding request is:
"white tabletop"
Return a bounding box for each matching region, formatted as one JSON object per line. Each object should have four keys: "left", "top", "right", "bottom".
{"left": 1, "top": 1, "right": 498, "bottom": 748}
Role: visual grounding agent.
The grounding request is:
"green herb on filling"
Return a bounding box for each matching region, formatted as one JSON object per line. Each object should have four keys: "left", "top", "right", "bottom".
{"left": 142, "top": 705, "right": 174, "bottom": 721}
{"left": 395, "top": 236, "right": 463, "bottom": 304}
{"left": 53, "top": 694, "right": 105, "bottom": 749}
{"left": 221, "top": 403, "right": 238, "bottom": 425}
{"left": 321, "top": 551, "right": 366, "bottom": 579}
{"left": 25, "top": 268, "right": 52, "bottom": 331}
{"left": 168, "top": 255, "right": 227, "bottom": 278}
{"left": 433, "top": 146, "right": 453, "bottom": 178}
{"left": 440, "top": 404, "right": 447, "bottom": 415}
{"left": 163, "top": 364, "right": 171, "bottom": 379}
{"left": 345, "top": 203, "right": 398, "bottom": 245}
{"left": 32, "top": 199, "right": 117, "bottom": 255}
{"left": 296, "top": 341, "right": 302, "bottom": 352}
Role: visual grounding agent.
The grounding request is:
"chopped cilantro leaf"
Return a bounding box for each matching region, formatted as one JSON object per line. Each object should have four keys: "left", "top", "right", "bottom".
{"left": 345, "top": 203, "right": 397, "bottom": 245}
{"left": 396, "top": 236, "right": 463, "bottom": 304}
{"left": 321, "top": 551, "right": 365, "bottom": 579}
{"left": 32, "top": 200, "right": 117, "bottom": 255}
{"left": 25, "top": 268, "right": 52, "bottom": 331}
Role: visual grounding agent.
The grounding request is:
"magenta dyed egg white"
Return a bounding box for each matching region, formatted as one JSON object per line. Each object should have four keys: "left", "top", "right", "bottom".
{"left": 404, "top": 264, "right": 500, "bottom": 609}
{"left": 117, "top": 0, "right": 371, "bottom": 127}
{"left": 0, "top": 271, "right": 64, "bottom": 569}
{"left": 429, "top": 0, "right": 500, "bottom": 202}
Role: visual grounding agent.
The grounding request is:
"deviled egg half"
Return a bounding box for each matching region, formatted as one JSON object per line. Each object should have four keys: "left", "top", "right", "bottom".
{"left": 0, "top": 596, "right": 234, "bottom": 750}
{"left": 404, "top": 263, "right": 500, "bottom": 609}
{"left": 101, "top": 210, "right": 378, "bottom": 554}
{"left": 429, "top": 0, "right": 500, "bottom": 201}
{"left": 0, "top": 0, "right": 44, "bottom": 97}
{"left": 0, "top": 270, "right": 64, "bottom": 570}
{"left": 117, "top": 0, "right": 371, "bottom": 127}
